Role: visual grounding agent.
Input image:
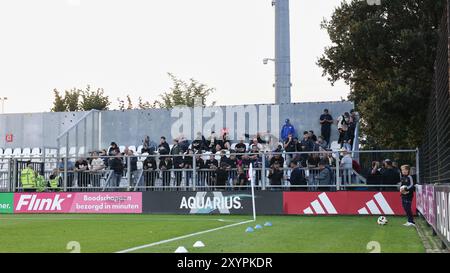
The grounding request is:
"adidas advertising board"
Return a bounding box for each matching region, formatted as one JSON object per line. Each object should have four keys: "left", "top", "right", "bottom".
{"left": 283, "top": 192, "right": 415, "bottom": 215}
{"left": 142, "top": 191, "right": 283, "bottom": 215}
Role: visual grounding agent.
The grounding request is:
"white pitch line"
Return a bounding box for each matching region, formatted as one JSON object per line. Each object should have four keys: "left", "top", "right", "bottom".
{"left": 115, "top": 219, "right": 255, "bottom": 253}
{"left": 0, "top": 217, "right": 247, "bottom": 223}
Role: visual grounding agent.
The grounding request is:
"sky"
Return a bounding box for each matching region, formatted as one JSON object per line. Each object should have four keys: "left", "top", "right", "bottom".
{"left": 0, "top": 0, "right": 350, "bottom": 114}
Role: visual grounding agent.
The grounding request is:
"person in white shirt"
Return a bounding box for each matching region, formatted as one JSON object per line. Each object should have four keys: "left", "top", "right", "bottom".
{"left": 340, "top": 149, "right": 353, "bottom": 185}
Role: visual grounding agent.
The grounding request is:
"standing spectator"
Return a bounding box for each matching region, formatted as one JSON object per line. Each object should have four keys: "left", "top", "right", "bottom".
{"left": 75, "top": 157, "right": 89, "bottom": 188}
{"left": 340, "top": 150, "right": 353, "bottom": 185}
{"left": 192, "top": 132, "right": 207, "bottom": 152}
{"left": 183, "top": 149, "right": 194, "bottom": 187}
{"left": 143, "top": 155, "right": 157, "bottom": 190}
{"left": 235, "top": 138, "right": 247, "bottom": 159}
{"left": 236, "top": 166, "right": 249, "bottom": 190}
{"left": 90, "top": 152, "right": 105, "bottom": 190}
{"left": 367, "top": 161, "right": 382, "bottom": 190}
{"left": 319, "top": 109, "right": 333, "bottom": 146}
{"left": 268, "top": 162, "right": 284, "bottom": 190}
{"left": 107, "top": 142, "right": 120, "bottom": 156}
{"left": 109, "top": 151, "right": 124, "bottom": 190}
{"left": 178, "top": 135, "right": 190, "bottom": 153}
{"left": 205, "top": 154, "right": 219, "bottom": 187}
{"left": 159, "top": 156, "right": 173, "bottom": 190}
{"left": 337, "top": 112, "right": 350, "bottom": 148}
{"left": 381, "top": 160, "right": 400, "bottom": 191}
{"left": 270, "top": 153, "right": 285, "bottom": 168}
{"left": 284, "top": 133, "right": 296, "bottom": 165}
{"left": 280, "top": 118, "right": 296, "bottom": 142}
{"left": 315, "top": 160, "right": 334, "bottom": 191}
{"left": 141, "top": 136, "right": 154, "bottom": 154}
{"left": 206, "top": 131, "right": 218, "bottom": 152}
{"left": 157, "top": 136, "right": 170, "bottom": 156}
{"left": 171, "top": 147, "right": 184, "bottom": 189}
{"left": 214, "top": 163, "right": 228, "bottom": 191}
{"left": 286, "top": 161, "right": 306, "bottom": 191}
{"left": 125, "top": 149, "right": 138, "bottom": 187}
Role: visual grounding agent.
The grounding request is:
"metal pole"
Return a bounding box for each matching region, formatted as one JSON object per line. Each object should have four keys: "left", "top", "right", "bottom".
{"left": 416, "top": 148, "right": 421, "bottom": 185}
{"left": 12, "top": 159, "right": 16, "bottom": 192}
{"left": 127, "top": 156, "right": 131, "bottom": 190}
{"left": 262, "top": 155, "right": 266, "bottom": 190}
{"left": 84, "top": 118, "right": 87, "bottom": 157}
{"left": 64, "top": 134, "right": 69, "bottom": 191}
{"left": 336, "top": 154, "right": 341, "bottom": 191}
{"left": 192, "top": 155, "right": 196, "bottom": 191}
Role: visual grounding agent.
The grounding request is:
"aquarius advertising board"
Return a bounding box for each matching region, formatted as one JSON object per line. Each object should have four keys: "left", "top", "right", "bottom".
{"left": 13, "top": 192, "right": 142, "bottom": 214}
{"left": 142, "top": 191, "right": 283, "bottom": 215}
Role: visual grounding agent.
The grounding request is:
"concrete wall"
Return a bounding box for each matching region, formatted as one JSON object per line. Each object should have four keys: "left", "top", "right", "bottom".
{"left": 0, "top": 101, "right": 354, "bottom": 151}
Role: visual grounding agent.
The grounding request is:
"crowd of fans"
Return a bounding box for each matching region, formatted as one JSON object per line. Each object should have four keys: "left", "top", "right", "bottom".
{"left": 22, "top": 108, "right": 366, "bottom": 191}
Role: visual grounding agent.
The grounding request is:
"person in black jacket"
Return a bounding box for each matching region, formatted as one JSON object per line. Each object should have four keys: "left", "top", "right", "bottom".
{"left": 268, "top": 162, "right": 284, "bottom": 190}
{"left": 381, "top": 160, "right": 400, "bottom": 191}
{"left": 287, "top": 161, "right": 306, "bottom": 191}
{"left": 143, "top": 156, "right": 157, "bottom": 189}
{"left": 215, "top": 163, "right": 228, "bottom": 191}
{"left": 159, "top": 156, "right": 173, "bottom": 190}
{"left": 109, "top": 151, "right": 124, "bottom": 190}
{"left": 400, "top": 165, "right": 416, "bottom": 227}
{"left": 157, "top": 136, "right": 170, "bottom": 157}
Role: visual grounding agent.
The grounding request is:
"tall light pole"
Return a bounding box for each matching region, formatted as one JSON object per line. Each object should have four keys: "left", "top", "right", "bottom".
{"left": 273, "top": 0, "right": 291, "bottom": 104}
{"left": 0, "top": 97, "right": 7, "bottom": 114}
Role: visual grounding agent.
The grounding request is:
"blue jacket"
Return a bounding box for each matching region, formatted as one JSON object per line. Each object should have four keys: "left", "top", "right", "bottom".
{"left": 281, "top": 124, "right": 296, "bottom": 141}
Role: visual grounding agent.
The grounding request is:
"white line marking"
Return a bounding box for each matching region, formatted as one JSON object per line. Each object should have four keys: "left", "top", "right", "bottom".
{"left": 115, "top": 219, "right": 255, "bottom": 253}
{"left": 311, "top": 200, "right": 325, "bottom": 214}
{"left": 318, "top": 193, "right": 337, "bottom": 214}
{"left": 0, "top": 217, "right": 246, "bottom": 223}
{"left": 374, "top": 193, "right": 395, "bottom": 215}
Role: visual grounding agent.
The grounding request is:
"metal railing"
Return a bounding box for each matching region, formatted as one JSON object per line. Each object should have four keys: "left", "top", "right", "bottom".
{"left": 0, "top": 149, "right": 418, "bottom": 192}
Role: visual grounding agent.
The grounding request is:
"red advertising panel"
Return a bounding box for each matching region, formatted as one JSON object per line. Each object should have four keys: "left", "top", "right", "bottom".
{"left": 283, "top": 191, "right": 416, "bottom": 216}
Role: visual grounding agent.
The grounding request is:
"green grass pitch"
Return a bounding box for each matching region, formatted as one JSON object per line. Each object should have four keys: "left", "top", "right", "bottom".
{"left": 0, "top": 214, "right": 424, "bottom": 253}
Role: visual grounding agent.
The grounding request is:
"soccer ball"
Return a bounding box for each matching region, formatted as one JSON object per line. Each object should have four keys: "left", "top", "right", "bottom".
{"left": 400, "top": 186, "right": 407, "bottom": 192}
{"left": 377, "top": 216, "right": 388, "bottom": 225}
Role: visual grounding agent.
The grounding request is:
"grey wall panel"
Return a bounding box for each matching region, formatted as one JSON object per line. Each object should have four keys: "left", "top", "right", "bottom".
{"left": 0, "top": 101, "right": 354, "bottom": 151}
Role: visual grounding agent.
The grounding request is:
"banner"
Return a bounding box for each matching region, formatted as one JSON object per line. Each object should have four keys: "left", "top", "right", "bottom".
{"left": 0, "top": 193, "right": 14, "bottom": 214}
{"left": 283, "top": 191, "right": 416, "bottom": 216}
{"left": 416, "top": 185, "right": 436, "bottom": 229}
{"left": 13, "top": 192, "right": 142, "bottom": 214}
{"left": 435, "top": 186, "right": 450, "bottom": 247}
{"left": 142, "top": 191, "right": 283, "bottom": 215}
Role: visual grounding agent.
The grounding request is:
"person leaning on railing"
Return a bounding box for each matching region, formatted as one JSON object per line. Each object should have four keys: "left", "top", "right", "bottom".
{"left": 315, "top": 160, "right": 335, "bottom": 192}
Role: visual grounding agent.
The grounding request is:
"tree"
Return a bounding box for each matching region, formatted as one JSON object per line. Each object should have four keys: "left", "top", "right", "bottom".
{"left": 155, "top": 73, "right": 216, "bottom": 109}
{"left": 317, "top": 0, "right": 444, "bottom": 149}
{"left": 117, "top": 73, "right": 216, "bottom": 110}
{"left": 51, "top": 85, "right": 111, "bottom": 112}
{"left": 79, "top": 85, "right": 111, "bottom": 111}
{"left": 51, "top": 89, "right": 66, "bottom": 112}
{"left": 63, "top": 89, "right": 80, "bottom": 112}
